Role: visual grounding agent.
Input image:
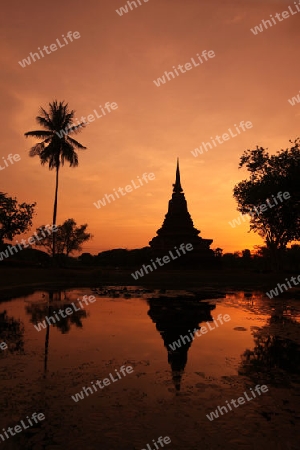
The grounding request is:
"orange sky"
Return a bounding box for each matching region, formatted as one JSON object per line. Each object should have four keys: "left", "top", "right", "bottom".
{"left": 1, "top": 0, "right": 300, "bottom": 254}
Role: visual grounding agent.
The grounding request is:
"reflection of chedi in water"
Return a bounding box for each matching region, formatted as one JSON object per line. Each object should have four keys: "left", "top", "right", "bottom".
{"left": 149, "top": 159, "right": 215, "bottom": 266}
{"left": 147, "top": 297, "right": 215, "bottom": 391}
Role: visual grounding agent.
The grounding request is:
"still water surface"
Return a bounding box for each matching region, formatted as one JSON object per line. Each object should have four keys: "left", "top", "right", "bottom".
{"left": 1, "top": 288, "right": 300, "bottom": 450}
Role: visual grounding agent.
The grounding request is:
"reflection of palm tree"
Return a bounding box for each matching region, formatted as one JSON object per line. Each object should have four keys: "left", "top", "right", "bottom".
{"left": 25, "top": 290, "right": 88, "bottom": 374}
{"left": 25, "top": 292, "right": 87, "bottom": 334}
{"left": 24, "top": 101, "right": 86, "bottom": 257}
{"left": 44, "top": 312, "right": 50, "bottom": 374}
{"left": 147, "top": 297, "right": 215, "bottom": 391}
{"left": 0, "top": 310, "right": 24, "bottom": 353}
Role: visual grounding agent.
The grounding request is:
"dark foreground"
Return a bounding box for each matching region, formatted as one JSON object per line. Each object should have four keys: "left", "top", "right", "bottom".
{"left": 1, "top": 266, "right": 300, "bottom": 301}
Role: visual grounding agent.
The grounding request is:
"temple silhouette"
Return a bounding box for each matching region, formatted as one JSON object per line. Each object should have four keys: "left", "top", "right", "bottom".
{"left": 149, "top": 159, "right": 215, "bottom": 266}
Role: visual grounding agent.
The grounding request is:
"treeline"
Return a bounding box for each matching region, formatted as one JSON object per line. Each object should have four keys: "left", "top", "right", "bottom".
{"left": 216, "top": 246, "right": 300, "bottom": 272}
{"left": 2, "top": 245, "right": 300, "bottom": 272}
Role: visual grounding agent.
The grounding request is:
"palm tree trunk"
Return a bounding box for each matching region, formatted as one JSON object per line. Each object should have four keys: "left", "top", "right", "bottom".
{"left": 52, "top": 165, "right": 59, "bottom": 258}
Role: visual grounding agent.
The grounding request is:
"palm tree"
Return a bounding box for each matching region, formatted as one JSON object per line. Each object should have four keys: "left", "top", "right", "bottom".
{"left": 24, "top": 101, "right": 87, "bottom": 258}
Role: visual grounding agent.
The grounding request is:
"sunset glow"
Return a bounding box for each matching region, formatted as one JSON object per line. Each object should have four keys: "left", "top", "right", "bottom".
{"left": 1, "top": 0, "right": 299, "bottom": 254}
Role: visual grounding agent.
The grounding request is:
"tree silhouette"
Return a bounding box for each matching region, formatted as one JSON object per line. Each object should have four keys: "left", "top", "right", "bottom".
{"left": 233, "top": 140, "right": 300, "bottom": 267}
{"left": 35, "top": 218, "right": 92, "bottom": 256}
{"left": 214, "top": 247, "right": 223, "bottom": 258}
{"left": 0, "top": 192, "right": 35, "bottom": 246}
{"left": 24, "top": 101, "right": 87, "bottom": 258}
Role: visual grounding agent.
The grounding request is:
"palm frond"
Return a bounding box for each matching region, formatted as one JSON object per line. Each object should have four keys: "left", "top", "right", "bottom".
{"left": 61, "top": 112, "right": 75, "bottom": 130}
{"left": 29, "top": 142, "right": 45, "bottom": 157}
{"left": 65, "top": 122, "right": 86, "bottom": 134}
{"left": 36, "top": 116, "right": 53, "bottom": 130}
{"left": 38, "top": 107, "right": 54, "bottom": 127}
{"left": 24, "top": 130, "right": 53, "bottom": 138}
{"left": 39, "top": 142, "right": 59, "bottom": 168}
{"left": 60, "top": 141, "right": 79, "bottom": 167}
{"left": 67, "top": 136, "right": 87, "bottom": 149}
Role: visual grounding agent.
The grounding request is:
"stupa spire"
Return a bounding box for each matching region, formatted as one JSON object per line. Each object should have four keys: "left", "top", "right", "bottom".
{"left": 149, "top": 159, "right": 214, "bottom": 266}
{"left": 173, "top": 158, "right": 183, "bottom": 193}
